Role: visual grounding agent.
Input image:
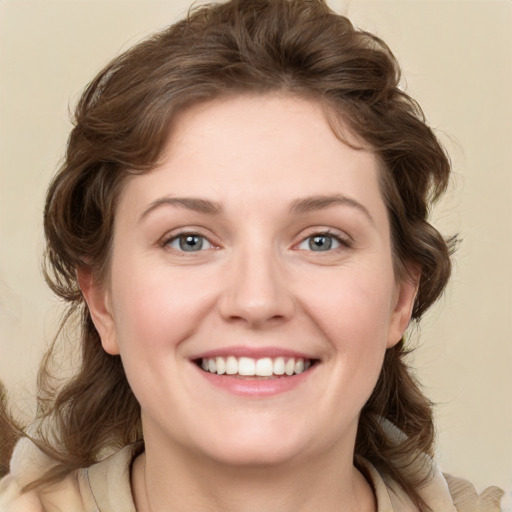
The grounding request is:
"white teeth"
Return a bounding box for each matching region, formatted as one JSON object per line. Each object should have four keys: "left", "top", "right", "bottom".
{"left": 199, "top": 356, "right": 313, "bottom": 377}
{"left": 255, "top": 357, "right": 273, "bottom": 377}
{"left": 285, "top": 358, "right": 295, "bottom": 376}
{"left": 238, "top": 357, "right": 255, "bottom": 376}
{"left": 215, "top": 357, "right": 226, "bottom": 375}
{"left": 273, "top": 357, "right": 285, "bottom": 375}
{"left": 225, "top": 356, "right": 238, "bottom": 375}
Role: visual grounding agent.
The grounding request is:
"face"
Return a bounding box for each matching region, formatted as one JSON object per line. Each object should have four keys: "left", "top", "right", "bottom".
{"left": 83, "top": 94, "right": 417, "bottom": 468}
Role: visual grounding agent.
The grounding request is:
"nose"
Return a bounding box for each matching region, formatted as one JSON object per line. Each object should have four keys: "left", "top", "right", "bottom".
{"left": 218, "top": 245, "right": 295, "bottom": 327}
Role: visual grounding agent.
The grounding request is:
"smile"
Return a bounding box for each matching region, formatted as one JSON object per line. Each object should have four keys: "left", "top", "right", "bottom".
{"left": 198, "top": 356, "right": 314, "bottom": 377}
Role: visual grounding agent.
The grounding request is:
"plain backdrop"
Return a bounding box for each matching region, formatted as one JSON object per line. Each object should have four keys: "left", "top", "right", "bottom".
{"left": 0, "top": 0, "right": 511, "bottom": 505}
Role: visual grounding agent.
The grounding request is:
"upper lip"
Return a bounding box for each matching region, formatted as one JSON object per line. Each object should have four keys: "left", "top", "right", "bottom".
{"left": 190, "top": 346, "right": 319, "bottom": 361}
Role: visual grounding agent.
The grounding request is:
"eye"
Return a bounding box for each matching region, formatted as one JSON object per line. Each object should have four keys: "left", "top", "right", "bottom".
{"left": 297, "top": 233, "right": 345, "bottom": 252}
{"left": 166, "top": 233, "right": 213, "bottom": 252}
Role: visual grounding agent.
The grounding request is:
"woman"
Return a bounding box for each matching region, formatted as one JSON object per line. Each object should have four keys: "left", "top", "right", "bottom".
{"left": 0, "top": 0, "right": 504, "bottom": 511}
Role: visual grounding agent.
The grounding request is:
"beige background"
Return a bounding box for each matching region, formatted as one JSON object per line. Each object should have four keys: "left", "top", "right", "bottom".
{"left": 0, "top": 0, "right": 510, "bottom": 504}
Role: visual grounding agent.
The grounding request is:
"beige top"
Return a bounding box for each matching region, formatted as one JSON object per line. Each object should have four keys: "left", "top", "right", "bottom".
{"left": 0, "top": 437, "right": 504, "bottom": 512}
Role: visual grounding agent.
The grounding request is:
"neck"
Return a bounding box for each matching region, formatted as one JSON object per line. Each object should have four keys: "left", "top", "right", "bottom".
{"left": 131, "top": 433, "right": 376, "bottom": 512}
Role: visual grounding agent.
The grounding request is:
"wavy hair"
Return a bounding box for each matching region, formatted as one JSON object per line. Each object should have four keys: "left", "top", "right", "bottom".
{"left": 2, "top": 1, "right": 454, "bottom": 509}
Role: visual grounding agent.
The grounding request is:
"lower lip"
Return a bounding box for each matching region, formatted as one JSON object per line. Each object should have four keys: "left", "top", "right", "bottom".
{"left": 195, "top": 365, "right": 316, "bottom": 397}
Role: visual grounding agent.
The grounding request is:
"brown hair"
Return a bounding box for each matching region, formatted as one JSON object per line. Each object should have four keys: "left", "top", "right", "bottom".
{"left": 3, "top": 0, "right": 454, "bottom": 509}
{"left": 0, "top": 382, "right": 18, "bottom": 477}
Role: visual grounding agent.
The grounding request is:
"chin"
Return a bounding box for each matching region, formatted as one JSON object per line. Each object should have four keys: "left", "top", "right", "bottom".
{"left": 189, "top": 416, "right": 315, "bottom": 468}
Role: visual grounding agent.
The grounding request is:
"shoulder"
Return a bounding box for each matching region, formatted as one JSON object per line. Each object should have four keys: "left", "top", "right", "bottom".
{"left": 371, "top": 419, "right": 505, "bottom": 512}
{"left": 443, "top": 473, "right": 504, "bottom": 512}
{"left": 0, "top": 437, "right": 85, "bottom": 512}
{"left": 417, "top": 465, "right": 504, "bottom": 512}
{"left": 0, "top": 472, "right": 87, "bottom": 512}
{"left": 362, "top": 458, "right": 504, "bottom": 512}
{"left": 0, "top": 438, "right": 138, "bottom": 512}
{"left": 0, "top": 437, "right": 52, "bottom": 512}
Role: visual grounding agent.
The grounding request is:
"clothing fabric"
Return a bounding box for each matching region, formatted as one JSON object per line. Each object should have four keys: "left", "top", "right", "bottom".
{"left": 0, "top": 436, "right": 504, "bottom": 512}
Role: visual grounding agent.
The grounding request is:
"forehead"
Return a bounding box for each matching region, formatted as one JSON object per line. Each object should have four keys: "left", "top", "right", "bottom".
{"left": 163, "top": 92, "right": 370, "bottom": 168}
{"left": 118, "top": 93, "right": 386, "bottom": 223}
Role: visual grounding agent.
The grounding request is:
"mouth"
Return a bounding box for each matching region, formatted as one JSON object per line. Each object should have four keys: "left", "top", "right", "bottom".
{"left": 195, "top": 356, "right": 319, "bottom": 379}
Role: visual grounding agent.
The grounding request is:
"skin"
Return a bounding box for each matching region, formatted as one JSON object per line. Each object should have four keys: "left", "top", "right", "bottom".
{"left": 80, "top": 94, "right": 418, "bottom": 512}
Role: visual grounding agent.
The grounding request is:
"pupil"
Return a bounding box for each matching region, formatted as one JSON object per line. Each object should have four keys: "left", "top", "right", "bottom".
{"left": 310, "top": 235, "right": 332, "bottom": 251}
{"left": 180, "top": 235, "right": 203, "bottom": 251}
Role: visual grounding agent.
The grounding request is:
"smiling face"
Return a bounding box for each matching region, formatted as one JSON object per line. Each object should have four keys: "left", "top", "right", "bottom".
{"left": 83, "top": 94, "right": 417, "bottom": 468}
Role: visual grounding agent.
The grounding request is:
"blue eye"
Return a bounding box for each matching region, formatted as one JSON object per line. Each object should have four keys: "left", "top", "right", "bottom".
{"left": 298, "top": 233, "right": 342, "bottom": 252}
{"left": 167, "top": 234, "right": 213, "bottom": 252}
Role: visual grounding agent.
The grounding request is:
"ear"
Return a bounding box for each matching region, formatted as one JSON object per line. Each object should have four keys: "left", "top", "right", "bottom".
{"left": 77, "top": 266, "right": 120, "bottom": 355}
{"left": 387, "top": 265, "right": 420, "bottom": 348}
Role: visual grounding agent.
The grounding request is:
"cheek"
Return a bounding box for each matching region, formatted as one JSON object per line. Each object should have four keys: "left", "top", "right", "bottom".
{"left": 299, "top": 265, "right": 396, "bottom": 343}
{"left": 298, "top": 264, "right": 395, "bottom": 397}
{"left": 109, "top": 261, "right": 218, "bottom": 354}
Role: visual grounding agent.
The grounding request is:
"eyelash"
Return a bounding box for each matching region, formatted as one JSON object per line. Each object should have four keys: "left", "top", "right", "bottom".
{"left": 162, "top": 232, "right": 215, "bottom": 253}
{"left": 161, "top": 229, "right": 352, "bottom": 254}
{"left": 297, "top": 230, "right": 352, "bottom": 252}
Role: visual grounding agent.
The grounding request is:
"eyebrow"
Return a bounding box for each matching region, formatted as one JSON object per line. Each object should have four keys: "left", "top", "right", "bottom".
{"left": 139, "top": 196, "right": 222, "bottom": 222}
{"left": 289, "top": 194, "right": 375, "bottom": 224}
{"left": 139, "top": 193, "right": 374, "bottom": 224}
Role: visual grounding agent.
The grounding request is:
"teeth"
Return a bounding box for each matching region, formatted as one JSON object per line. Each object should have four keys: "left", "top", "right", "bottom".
{"left": 226, "top": 356, "right": 238, "bottom": 375}
{"left": 255, "top": 357, "right": 273, "bottom": 377}
{"left": 285, "top": 358, "right": 295, "bottom": 376}
{"left": 273, "top": 357, "right": 285, "bottom": 375}
{"left": 199, "top": 356, "right": 313, "bottom": 377}
{"left": 238, "top": 357, "right": 255, "bottom": 376}
{"left": 215, "top": 357, "right": 226, "bottom": 375}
